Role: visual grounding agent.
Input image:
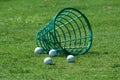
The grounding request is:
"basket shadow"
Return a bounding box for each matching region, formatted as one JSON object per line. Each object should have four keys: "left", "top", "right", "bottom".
{"left": 87, "top": 51, "right": 109, "bottom": 56}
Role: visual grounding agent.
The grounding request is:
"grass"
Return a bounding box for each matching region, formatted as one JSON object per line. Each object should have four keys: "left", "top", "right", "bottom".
{"left": 0, "top": 0, "right": 120, "bottom": 80}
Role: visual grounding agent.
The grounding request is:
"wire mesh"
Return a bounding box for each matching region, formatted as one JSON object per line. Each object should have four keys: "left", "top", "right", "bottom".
{"left": 36, "top": 8, "right": 92, "bottom": 55}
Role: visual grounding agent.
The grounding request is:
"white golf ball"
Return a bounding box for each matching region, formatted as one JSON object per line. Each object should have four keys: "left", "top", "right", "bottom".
{"left": 67, "top": 55, "right": 75, "bottom": 62}
{"left": 34, "top": 47, "right": 43, "bottom": 54}
{"left": 49, "top": 49, "right": 57, "bottom": 56}
{"left": 44, "top": 57, "right": 52, "bottom": 65}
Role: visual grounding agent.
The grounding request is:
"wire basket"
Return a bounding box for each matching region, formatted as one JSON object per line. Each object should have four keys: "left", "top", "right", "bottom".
{"left": 36, "top": 8, "right": 92, "bottom": 55}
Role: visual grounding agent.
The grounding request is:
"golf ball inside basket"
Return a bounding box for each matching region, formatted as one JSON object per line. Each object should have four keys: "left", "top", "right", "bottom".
{"left": 44, "top": 57, "right": 52, "bottom": 65}
{"left": 67, "top": 55, "right": 75, "bottom": 62}
{"left": 49, "top": 49, "right": 57, "bottom": 56}
{"left": 34, "top": 47, "right": 43, "bottom": 54}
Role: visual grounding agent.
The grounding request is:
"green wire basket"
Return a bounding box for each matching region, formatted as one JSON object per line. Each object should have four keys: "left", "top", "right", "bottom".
{"left": 36, "top": 8, "right": 92, "bottom": 55}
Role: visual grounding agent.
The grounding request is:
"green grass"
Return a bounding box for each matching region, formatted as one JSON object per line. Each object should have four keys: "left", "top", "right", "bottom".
{"left": 0, "top": 0, "right": 120, "bottom": 80}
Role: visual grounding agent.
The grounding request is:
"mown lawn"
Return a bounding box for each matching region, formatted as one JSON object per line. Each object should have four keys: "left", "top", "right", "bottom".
{"left": 0, "top": 0, "right": 120, "bottom": 80}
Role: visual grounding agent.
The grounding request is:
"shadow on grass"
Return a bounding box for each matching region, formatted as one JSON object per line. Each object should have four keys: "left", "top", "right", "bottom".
{"left": 0, "top": 0, "right": 12, "bottom": 2}
{"left": 88, "top": 51, "right": 109, "bottom": 55}
{"left": 53, "top": 51, "right": 109, "bottom": 57}
{"left": 111, "top": 64, "right": 120, "bottom": 69}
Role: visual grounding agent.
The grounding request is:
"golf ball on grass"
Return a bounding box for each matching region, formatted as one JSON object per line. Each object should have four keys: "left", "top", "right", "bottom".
{"left": 67, "top": 55, "right": 75, "bottom": 62}
{"left": 49, "top": 49, "right": 57, "bottom": 56}
{"left": 44, "top": 57, "right": 53, "bottom": 65}
{"left": 34, "top": 47, "right": 43, "bottom": 54}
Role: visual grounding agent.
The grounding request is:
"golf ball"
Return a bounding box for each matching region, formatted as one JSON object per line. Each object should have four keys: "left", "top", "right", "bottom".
{"left": 44, "top": 57, "right": 52, "bottom": 65}
{"left": 49, "top": 49, "right": 57, "bottom": 56}
{"left": 67, "top": 55, "right": 75, "bottom": 62}
{"left": 34, "top": 47, "right": 43, "bottom": 54}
